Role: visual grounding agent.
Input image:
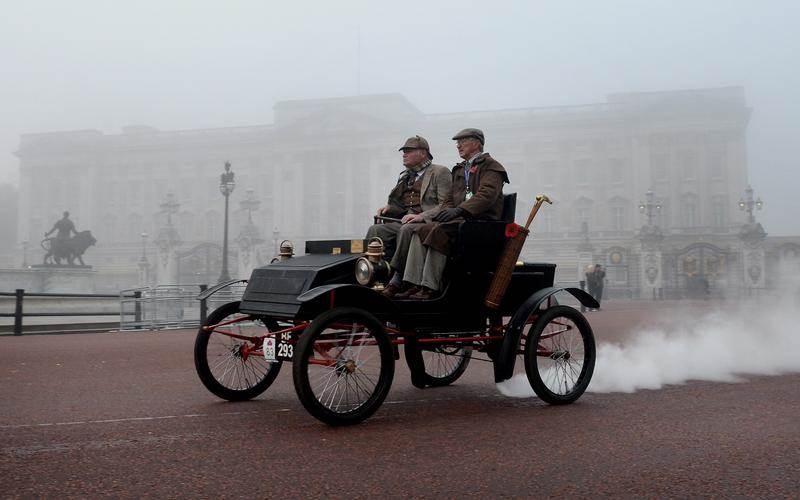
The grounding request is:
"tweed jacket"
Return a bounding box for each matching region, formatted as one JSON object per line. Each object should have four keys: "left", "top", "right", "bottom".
{"left": 384, "top": 163, "right": 452, "bottom": 220}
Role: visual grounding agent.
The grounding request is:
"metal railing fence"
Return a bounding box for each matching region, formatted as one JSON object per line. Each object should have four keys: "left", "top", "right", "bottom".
{"left": 0, "top": 289, "right": 134, "bottom": 336}
{"left": 119, "top": 283, "right": 246, "bottom": 331}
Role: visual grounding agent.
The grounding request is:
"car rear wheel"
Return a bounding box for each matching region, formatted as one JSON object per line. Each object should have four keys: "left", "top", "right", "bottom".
{"left": 194, "top": 301, "right": 282, "bottom": 401}
{"left": 293, "top": 307, "right": 394, "bottom": 426}
{"left": 421, "top": 345, "right": 471, "bottom": 387}
{"left": 524, "top": 305, "right": 595, "bottom": 404}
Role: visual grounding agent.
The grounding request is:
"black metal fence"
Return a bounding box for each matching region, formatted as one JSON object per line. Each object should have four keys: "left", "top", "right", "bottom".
{"left": 0, "top": 289, "right": 137, "bottom": 336}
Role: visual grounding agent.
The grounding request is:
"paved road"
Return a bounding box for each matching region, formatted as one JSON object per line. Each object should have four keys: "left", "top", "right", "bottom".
{"left": 1, "top": 301, "right": 798, "bottom": 497}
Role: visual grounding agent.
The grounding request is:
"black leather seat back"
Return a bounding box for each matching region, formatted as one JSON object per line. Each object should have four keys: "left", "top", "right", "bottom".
{"left": 502, "top": 193, "right": 517, "bottom": 223}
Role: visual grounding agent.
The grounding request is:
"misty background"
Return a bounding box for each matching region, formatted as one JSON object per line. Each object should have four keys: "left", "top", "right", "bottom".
{"left": 1, "top": 0, "right": 798, "bottom": 238}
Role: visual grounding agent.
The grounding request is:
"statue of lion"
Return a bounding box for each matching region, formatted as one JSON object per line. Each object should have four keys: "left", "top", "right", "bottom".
{"left": 41, "top": 231, "right": 97, "bottom": 266}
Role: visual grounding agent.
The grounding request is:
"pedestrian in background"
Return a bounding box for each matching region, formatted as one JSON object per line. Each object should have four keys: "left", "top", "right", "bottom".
{"left": 592, "top": 264, "right": 606, "bottom": 311}
{"left": 589, "top": 264, "right": 606, "bottom": 310}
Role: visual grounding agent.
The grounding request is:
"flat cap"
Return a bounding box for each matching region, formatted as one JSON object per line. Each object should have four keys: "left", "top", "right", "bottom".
{"left": 452, "top": 128, "right": 484, "bottom": 145}
{"left": 399, "top": 135, "right": 433, "bottom": 159}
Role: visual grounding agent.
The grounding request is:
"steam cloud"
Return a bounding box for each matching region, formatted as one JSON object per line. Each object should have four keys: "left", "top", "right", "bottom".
{"left": 497, "top": 293, "right": 800, "bottom": 397}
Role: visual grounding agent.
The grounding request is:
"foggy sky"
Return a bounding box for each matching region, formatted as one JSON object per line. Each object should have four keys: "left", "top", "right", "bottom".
{"left": 1, "top": 0, "right": 798, "bottom": 234}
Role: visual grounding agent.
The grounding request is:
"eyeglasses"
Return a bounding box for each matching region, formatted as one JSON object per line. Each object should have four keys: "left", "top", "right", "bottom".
{"left": 456, "top": 139, "right": 477, "bottom": 146}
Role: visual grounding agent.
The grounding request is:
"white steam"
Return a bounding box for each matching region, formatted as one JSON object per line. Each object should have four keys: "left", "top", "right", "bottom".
{"left": 497, "top": 294, "right": 800, "bottom": 397}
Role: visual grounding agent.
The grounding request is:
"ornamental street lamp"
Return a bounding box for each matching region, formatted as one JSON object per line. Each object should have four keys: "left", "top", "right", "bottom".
{"left": 738, "top": 185, "right": 763, "bottom": 224}
{"left": 218, "top": 161, "right": 236, "bottom": 282}
{"left": 638, "top": 189, "right": 663, "bottom": 227}
{"left": 159, "top": 192, "right": 180, "bottom": 225}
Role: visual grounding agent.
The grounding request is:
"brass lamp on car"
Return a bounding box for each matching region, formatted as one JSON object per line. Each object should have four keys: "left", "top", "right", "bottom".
{"left": 355, "top": 237, "right": 390, "bottom": 289}
{"left": 270, "top": 240, "right": 295, "bottom": 263}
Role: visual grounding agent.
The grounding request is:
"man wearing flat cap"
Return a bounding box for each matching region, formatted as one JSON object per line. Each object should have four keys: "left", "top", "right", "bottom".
{"left": 397, "top": 128, "right": 509, "bottom": 300}
{"left": 365, "top": 135, "right": 452, "bottom": 297}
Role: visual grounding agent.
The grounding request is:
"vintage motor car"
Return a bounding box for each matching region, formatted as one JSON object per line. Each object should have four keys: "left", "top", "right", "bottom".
{"left": 194, "top": 194, "right": 599, "bottom": 425}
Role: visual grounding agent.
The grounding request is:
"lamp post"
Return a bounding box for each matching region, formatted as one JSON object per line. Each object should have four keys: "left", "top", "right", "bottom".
{"left": 140, "top": 232, "right": 148, "bottom": 262}
{"left": 637, "top": 189, "right": 664, "bottom": 300}
{"left": 138, "top": 232, "right": 149, "bottom": 285}
{"left": 738, "top": 185, "right": 763, "bottom": 224}
{"left": 218, "top": 161, "right": 236, "bottom": 282}
{"left": 272, "top": 226, "right": 280, "bottom": 256}
{"left": 21, "top": 240, "right": 29, "bottom": 268}
{"left": 638, "top": 189, "right": 662, "bottom": 227}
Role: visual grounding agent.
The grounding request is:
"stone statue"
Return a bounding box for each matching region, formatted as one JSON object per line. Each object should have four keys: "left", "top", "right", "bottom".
{"left": 41, "top": 211, "right": 97, "bottom": 266}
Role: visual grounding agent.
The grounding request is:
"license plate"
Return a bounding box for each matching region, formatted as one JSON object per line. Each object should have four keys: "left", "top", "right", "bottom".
{"left": 263, "top": 337, "right": 277, "bottom": 362}
{"left": 276, "top": 332, "right": 294, "bottom": 361}
{"left": 263, "top": 332, "right": 293, "bottom": 362}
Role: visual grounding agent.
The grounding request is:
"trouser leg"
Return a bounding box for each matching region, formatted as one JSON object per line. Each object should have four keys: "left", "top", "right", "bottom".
{"left": 420, "top": 248, "right": 447, "bottom": 291}
{"left": 366, "top": 222, "right": 400, "bottom": 258}
{"left": 403, "top": 233, "right": 426, "bottom": 286}
{"left": 390, "top": 223, "right": 417, "bottom": 274}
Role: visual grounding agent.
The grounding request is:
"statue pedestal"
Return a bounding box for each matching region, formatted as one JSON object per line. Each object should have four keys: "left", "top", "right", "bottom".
{"left": 0, "top": 266, "right": 98, "bottom": 293}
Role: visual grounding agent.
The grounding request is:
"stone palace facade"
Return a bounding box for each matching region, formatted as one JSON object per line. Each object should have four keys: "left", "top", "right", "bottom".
{"left": 14, "top": 87, "right": 800, "bottom": 296}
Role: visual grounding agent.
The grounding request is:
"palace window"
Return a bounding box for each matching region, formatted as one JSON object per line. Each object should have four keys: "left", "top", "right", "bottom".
{"left": 681, "top": 193, "right": 700, "bottom": 227}
{"left": 651, "top": 153, "right": 668, "bottom": 182}
{"left": 678, "top": 150, "right": 697, "bottom": 180}
{"left": 573, "top": 197, "right": 594, "bottom": 230}
{"left": 540, "top": 161, "right": 558, "bottom": 187}
{"left": 608, "top": 158, "right": 625, "bottom": 184}
{"left": 708, "top": 152, "right": 726, "bottom": 179}
{"left": 608, "top": 196, "right": 629, "bottom": 231}
{"left": 574, "top": 159, "right": 591, "bottom": 186}
{"left": 611, "top": 207, "right": 625, "bottom": 231}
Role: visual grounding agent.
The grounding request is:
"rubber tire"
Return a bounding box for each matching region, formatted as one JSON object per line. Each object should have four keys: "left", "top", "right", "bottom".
{"left": 293, "top": 307, "right": 394, "bottom": 426}
{"left": 524, "top": 305, "right": 596, "bottom": 405}
{"left": 422, "top": 346, "right": 472, "bottom": 387}
{"left": 194, "top": 301, "right": 282, "bottom": 401}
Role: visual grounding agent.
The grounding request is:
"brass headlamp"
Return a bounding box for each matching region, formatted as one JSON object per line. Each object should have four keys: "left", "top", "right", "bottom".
{"left": 355, "top": 237, "right": 390, "bottom": 289}
{"left": 270, "top": 240, "right": 295, "bottom": 264}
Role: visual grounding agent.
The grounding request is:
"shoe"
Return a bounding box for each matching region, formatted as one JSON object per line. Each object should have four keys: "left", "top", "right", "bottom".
{"left": 408, "top": 287, "right": 439, "bottom": 300}
{"left": 395, "top": 285, "right": 421, "bottom": 299}
{"left": 381, "top": 283, "right": 401, "bottom": 298}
